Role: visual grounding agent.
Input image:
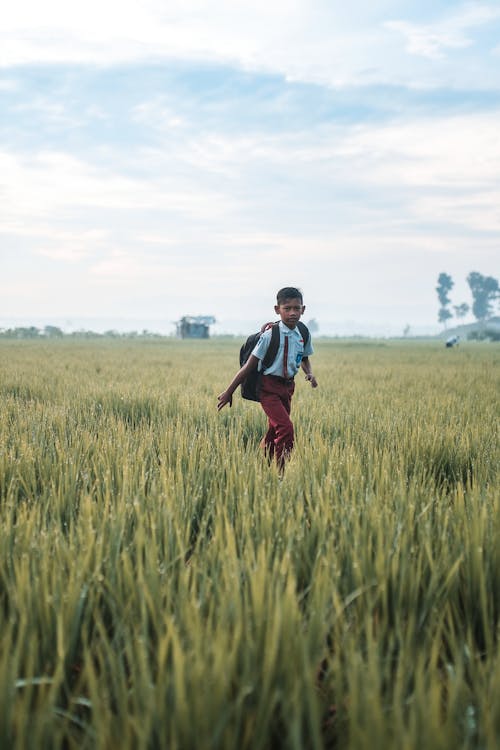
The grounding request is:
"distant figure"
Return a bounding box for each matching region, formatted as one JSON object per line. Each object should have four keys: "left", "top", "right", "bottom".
{"left": 217, "top": 286, "right": 318, "bottom": 473}
{"left": 446, "top": 335, "right": 460, "bottom": 348}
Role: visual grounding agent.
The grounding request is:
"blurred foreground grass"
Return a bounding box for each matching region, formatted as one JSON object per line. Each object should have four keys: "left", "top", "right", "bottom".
{"left": 0, "top": 338, "right": 498, "bottom": 749}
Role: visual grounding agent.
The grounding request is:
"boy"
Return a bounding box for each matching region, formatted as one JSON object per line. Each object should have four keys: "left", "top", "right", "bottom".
{"left": 217, "top": 287, "right": 318, "bottom": 471}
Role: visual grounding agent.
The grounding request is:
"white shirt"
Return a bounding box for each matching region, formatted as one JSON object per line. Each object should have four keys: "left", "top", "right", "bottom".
{"left": 252, "top": 321, "right": 313, "bottom": 377}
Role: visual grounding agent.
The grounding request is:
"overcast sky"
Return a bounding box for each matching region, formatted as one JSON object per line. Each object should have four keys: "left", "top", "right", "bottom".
{"left": 1, "top": 1, "right": 499, "bottom": 335}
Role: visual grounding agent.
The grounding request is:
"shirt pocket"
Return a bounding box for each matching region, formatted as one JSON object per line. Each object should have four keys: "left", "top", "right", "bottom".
{"left": 295, "top": 340, "right": 305, "bottom": 367}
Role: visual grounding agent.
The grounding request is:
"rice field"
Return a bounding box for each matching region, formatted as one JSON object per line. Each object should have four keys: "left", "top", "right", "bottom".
{"left": 0, "top": 337, "right": 498, "bottom": 750}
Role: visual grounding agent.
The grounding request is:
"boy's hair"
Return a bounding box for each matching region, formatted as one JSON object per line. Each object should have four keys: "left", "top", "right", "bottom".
{"left": 276, "top": 287, "right": 303, "bottom": 304}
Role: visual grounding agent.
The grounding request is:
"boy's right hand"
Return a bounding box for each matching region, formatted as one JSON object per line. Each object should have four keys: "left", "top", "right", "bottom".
{"left": 217, "top": 391, "right": 233, "bottom": 411}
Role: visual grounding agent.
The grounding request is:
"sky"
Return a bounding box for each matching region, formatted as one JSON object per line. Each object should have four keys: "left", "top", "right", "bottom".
{"left": 1, "top": 1, "right": 499, "bottom": 336}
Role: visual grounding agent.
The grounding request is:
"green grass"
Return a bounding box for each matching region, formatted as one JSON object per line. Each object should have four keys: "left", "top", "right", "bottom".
{"left": 0, "top": 338, "right": 498, "bottom": 749}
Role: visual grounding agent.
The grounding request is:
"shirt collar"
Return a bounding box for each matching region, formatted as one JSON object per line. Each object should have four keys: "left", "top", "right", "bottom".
{"left": 279, "top": 320, "right": 298, "bottom": 334}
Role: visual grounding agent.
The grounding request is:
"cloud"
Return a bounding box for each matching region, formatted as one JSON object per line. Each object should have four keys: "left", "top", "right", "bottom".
{"left": 35, "top": 229, "right": 109, "bottom": 262}
{"left": 413, "top": 192, "right": 500, "bottom": 234}
{"left": 386, "top": 3, "right": 500, "bottom": 60}
{"left": 10, "top": 94, "right": 81, "bottom": 127}
{"left": 2, "top": 104, "right": 500, "bottom": 261}
{"left": 385, "top": 21, "right": 470, "bottom": 60}
{"left": 334, "top": 112, "right": 500, "bottom": 189}
{"left": 3, "top": 1, "right": 500, "bottom": 91}
{"left": 1, "top": 1, "right": 308, "bottom": 69}
{"left": 0, "top": 78, "right": 19, "bottom": 91}
{"left": 0, "top": 148, "right": 240, "bottom": 229}
{"left": 89, "top": 249, "right": 168, "bottom": 281}
{"left": 132, "top": 98, "right": 186, "bottom": 131}
{"left": 2, "top": 29, "right": 499, "bottom": 332}
{"left": 159, "top": 109, "right": 500, "bottom": 235}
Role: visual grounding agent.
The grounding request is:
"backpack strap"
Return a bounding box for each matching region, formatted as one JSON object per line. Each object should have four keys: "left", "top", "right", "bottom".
{"left": 261, "top": 322, "right": 280, "bottom": 370}
{"left": 262, "top": 320, "right": 311, "bottom": 370}
{"left": 259, "top": 321, "right": 309, "bottom": 372}
{"left": 296, "top": 321, "right": 310, "bottom": 347}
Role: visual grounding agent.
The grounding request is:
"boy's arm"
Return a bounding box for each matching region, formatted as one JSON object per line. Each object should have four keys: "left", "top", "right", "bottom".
{"left": 217, "top": 354, "right": 260, "bottom": 410}
{"left": 301, "top": 357, "right": 318, "bottom": 388}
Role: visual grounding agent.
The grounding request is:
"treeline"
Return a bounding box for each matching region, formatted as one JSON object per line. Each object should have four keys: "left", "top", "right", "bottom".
{"left": 436, "top": 271, "right": 499, "bottom": 327}
{"left": 0, "top": 326, "right": 168, "bottom": 340}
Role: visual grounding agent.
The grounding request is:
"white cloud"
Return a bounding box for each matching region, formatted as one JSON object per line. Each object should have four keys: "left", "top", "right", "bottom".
{"left": 3, "top": 1, "right": 499, "bottom": 90}
{"left": 2, "top": 107, "right": 500, "bottom": 251}
{"left": 2, "top": 97, "right": 499, "bottom": 328}
{"left": 386, "top": 4, "right": 500, "bottom": 60}
{"left": 385, "top": 21, "right": 470, "bottom": 60}
{"left": 2, "top": 3, "right": 499, "bottom": 332}
{"left": 413, "top": 191, "right": 500, "bottom": 233}
{"left": 0, "top": 149, "right": 240, "bottom": 228}
{"left": 0, "top": 78, "right": 19, "bottom": 91}
{"left": 335, "top": 113, "right": 500, "bottom": 188}
{"left": 1, "top": 0, "right": 307, "bottom": 68}
{"left": 35, "top": 229, "right": 109, "bottom": 262}
{"left": 11, "top": 95, "right": 81, "bottom": 127}
{"left": 89, "top": 249, "right": 168, "bottom": 281}
{"left": 164, "top": 111, "right": 500, "bottom": 231}
{"left": 132, "top": 99, "right": 186, "bottom": 130}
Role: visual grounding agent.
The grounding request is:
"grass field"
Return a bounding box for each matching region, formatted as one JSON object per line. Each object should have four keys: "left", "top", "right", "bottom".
{"left": 0, "top": 338, "right": 498, "bottom": 749}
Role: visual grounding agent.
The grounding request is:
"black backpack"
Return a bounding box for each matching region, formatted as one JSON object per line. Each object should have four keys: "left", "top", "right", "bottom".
{"left": 239, "top": 321, "right": 310, "bottom": 401}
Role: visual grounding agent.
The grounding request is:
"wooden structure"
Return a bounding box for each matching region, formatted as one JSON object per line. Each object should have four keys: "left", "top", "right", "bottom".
{"left": 175, "top": 315, "right": 216, "bottom": 339}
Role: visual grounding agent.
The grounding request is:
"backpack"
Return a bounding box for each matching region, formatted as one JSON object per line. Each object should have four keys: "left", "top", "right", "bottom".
{"left": 239, "top": 321, "right": 310, "bottom": 401}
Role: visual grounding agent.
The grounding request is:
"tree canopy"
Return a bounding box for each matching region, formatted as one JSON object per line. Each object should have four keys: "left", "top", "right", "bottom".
{"left": 436, "top": 272, "right": 454, "bottom": 328}
{"left": 436, "top": 273, "right": 454, "bottom": 307}
{"left": 467, "top": 272, "right": 499, "bottom": 322}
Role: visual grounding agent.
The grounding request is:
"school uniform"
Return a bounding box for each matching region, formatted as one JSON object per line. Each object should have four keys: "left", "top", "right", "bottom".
{"left": 252, "top": 321, "right": 313, "bottom": 467}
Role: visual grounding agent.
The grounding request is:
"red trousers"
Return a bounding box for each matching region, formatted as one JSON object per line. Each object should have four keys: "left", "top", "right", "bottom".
{"left": 259, "top": 375, "right": 295, "bottom": 469}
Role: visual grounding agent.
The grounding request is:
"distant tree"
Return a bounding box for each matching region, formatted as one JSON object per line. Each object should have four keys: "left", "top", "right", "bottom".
{"left": 307, "top": 318, "right": 319, "bottom": 334}
{"left": 44, "top": 325, "right": 63, "bottom": 338}
{"left": 15, "top": 326, "right": 40, "bottom": 339}
{"left": 438, "top": 308, "right": 453, "bottom": 327}
{"left": 403, "top": 324, "right": 411, "bottom": 337}
{"left": 436, "top": 272, "right": 454, "bottom": 328}
{"left": 453, "top": 303, "right": 469, "bottom": 320}
{"left": 467, "top": 272, "right": 499, "bottom": 322}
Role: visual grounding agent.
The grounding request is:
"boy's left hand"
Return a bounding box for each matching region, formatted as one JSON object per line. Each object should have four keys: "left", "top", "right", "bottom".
{"left": 217, "top": 391, "right": 233, "bottom": 410}
{"left": 305, "top": 374, "right": 318, "bottom": 388}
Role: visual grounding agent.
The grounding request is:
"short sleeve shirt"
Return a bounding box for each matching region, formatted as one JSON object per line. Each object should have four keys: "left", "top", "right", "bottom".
{"left": 252, "top": 321, "right": 313, "bottom": 377}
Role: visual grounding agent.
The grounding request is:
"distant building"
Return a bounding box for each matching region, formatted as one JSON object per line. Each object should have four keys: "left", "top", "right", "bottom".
{"left": 175, "top": 315, "right": 216, "bottom": 339}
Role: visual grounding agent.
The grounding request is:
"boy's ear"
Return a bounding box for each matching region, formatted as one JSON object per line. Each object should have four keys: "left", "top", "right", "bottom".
{"left": 301, "top": 305, "right": 306, "bottom": 314}
{"left": 274, "top": 304, "right": 281, "bottom": 314}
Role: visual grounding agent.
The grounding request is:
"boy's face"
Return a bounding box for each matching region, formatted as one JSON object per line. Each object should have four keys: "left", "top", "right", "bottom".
{"left": 274, "top": 297, "right": 305, "bottom": 329}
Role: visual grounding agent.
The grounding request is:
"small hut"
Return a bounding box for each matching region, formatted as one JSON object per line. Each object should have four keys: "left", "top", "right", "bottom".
{"left": 175, "top": 315, "right": 216, "bottom": 339}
